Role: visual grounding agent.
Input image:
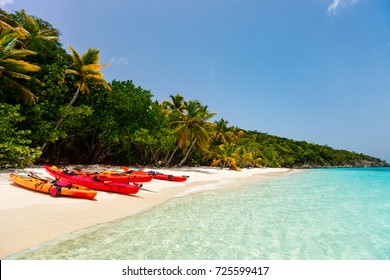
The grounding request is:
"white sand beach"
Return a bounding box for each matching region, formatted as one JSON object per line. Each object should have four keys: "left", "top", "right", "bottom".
{"left": 0, "top": 165, "right": 291, "bottom": 259}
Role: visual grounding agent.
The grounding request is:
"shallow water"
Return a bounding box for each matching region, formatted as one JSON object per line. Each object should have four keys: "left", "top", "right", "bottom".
{"left": 9, "top": 168, "right": 390, "bottom": 260}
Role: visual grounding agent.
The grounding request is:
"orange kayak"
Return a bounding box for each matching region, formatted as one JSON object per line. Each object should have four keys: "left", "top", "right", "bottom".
{"left": 96, "top": 171, "right": 152, "bottom": 183}
{"left": 9, "top": 174, "right": 97, "bottom": 200}
{"left": 121, "top": 167, "right": 188, "bottom": 182}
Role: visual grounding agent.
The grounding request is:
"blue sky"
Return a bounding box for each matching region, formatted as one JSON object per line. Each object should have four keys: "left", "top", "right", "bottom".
{"left": 2, "top": 0, "right": 390, "bottom": 162}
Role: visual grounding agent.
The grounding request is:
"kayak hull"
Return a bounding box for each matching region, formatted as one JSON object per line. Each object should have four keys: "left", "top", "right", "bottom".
{"left": 96, "top": 172, "right": 152, "bottom": 183}
{"left": 153, "top": 173, "right": 187, "bottom": 182}
{"left": 9, "top": 174, "right": 97, "bottom": 200}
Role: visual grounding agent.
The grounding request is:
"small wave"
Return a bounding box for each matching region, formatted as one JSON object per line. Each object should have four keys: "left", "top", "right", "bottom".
{"left": 177, "top": 179, "right": 235, "bottom": 197}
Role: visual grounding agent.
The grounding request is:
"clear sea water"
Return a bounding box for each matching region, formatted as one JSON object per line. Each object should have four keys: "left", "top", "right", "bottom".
{"left": 8, "top": 168, "right": 390, "bottom": 260}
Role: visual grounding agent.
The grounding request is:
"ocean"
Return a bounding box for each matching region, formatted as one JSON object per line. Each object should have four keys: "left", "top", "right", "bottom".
{"left": 8, "top": 168, "right": 390, "bottom": 260}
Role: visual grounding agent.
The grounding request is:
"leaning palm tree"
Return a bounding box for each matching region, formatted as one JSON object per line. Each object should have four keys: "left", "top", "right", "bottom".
{"left": 173, "top": 100, "right": 216, "bottom": 167}
{"left": 41, "top": 46, "right": 111, "bottom": 151}
{"left": 164, "top": 100, "right": 216, "bottom": 166}
{"left": 162, "top": 94, "right": 186, "bottom": 166}
{"left": 0, "top": 29, "right": 41, "bottom": 104}
{"left": 65, "top": 46, "right": 111, "bottom": 107}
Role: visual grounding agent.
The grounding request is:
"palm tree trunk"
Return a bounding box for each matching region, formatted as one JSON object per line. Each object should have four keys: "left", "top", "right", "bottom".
{"left": 178, "top": 138, "right": 197, "bottom": 167}
{"left": 67, "top": 82, "right": 82, "bottom": 107}
{"left": 164, "top": 145, "right": 179, "bottom": 167}
{"left": 40, "top": 83, "right": 82, "bottom": 152}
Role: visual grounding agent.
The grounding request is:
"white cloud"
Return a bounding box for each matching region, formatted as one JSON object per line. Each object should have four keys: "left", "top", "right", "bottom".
{"left": 109, "top": 57, "right": 129, "bottom": 65}
{"left": 327, "top": 0, "right": 360, "bottom": 15}
{"left": 0, "top": 0, "right": 14, "bottom": 8}
{"left": 327, "top": 0, "right": 340, "bottom": 14}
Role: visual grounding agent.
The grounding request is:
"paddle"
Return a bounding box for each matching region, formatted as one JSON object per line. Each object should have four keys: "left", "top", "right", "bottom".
{"left": 28, "top": 171, "right": 53, "bottom": 182}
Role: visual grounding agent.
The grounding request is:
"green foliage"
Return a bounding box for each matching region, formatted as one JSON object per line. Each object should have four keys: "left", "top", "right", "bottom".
{"left": 0, "top": 103, "right": 41, "bottom": 167}
{"left": 131, "top": 128, "right": 176, "bottom": 165}
{"left": 17, "top": 63, "right": 74, "bottom": 150}
{"left": 42, "top": 80, "right": 171, "bottom": 164}
{"left": 81, "top": 80, "right": 167, "bottom": 164}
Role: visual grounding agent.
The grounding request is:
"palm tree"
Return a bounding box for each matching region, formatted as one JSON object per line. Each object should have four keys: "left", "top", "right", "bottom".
{"left": 229, "top": 126, "right": 245, "bottom": 144}
{"left": 173, "top": 100, "right": 216, "bottom": 167}
{"left": 0, "top": 9, "right": 28, "bottom": 39}
{"left": 0, "top": 29, "right": 41, "bottom": 104}
{"left": 162, "top": 93, "right": 186, "bottom": 166}
{"left": 234, "top": 146, "right": 258, "bottom": 168}
{"left": 164, "top": 99, "right": 216, "bottom": 166}
{"left": 65, "top": 46, "right": 111, "bottom": 107}
{"left": 0, "top": 9, "right": 58, "bottom": 105}
{"left": 41, "top": 46, "right": 111, "bottom": 151}
{"left": 161, "top": 93, "right": 185, "bottom": 117}
{"left": 213, "top": 118, "right": 236, "bottom": 144}
{"left": 211, "top": 142, "right": 240, "bottom": 170}
{"left": 12, "top": 9, "right": 59, "bottom": 43}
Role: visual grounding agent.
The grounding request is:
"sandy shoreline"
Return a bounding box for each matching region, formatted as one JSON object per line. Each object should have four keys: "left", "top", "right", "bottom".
{"left": 0, "top": 165, "right": 292, "bottom": 259}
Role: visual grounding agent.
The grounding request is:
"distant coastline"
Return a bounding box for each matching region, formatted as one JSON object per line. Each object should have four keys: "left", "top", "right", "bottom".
{"left": 288, "top": 162, "right": 390, "bottom": 169}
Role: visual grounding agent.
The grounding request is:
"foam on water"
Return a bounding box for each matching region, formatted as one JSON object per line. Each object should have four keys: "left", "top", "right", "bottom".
{"left": 7, "top": 168, "right": 390, "bottom": 260}
{"left": 176, "top": 179, "right": 235, "bottom": 197}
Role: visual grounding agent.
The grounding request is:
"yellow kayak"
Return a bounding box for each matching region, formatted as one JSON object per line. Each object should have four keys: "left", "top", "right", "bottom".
{"left": 9, "top": 174, "right": 97, "bottom": 200}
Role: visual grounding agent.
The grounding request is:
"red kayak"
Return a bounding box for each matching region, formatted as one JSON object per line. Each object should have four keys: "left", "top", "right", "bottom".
{"left": 121, "top": 167, "right": 188, "bottom": 182}
{"left": 44, "top": 165, "right": 141, "bottom": 195}
{"left": 43, "top": 166, "right": 152, "bottom": 183}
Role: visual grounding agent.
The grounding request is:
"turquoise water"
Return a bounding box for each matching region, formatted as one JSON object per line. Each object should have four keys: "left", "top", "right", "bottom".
{"left": 8, "top": 168, "right": 390, "bottom": 260}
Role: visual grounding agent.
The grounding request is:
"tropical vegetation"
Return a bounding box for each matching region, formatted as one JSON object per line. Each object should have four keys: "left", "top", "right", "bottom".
{"left": 0, "top": 9, "right": 388, "bottom": 169}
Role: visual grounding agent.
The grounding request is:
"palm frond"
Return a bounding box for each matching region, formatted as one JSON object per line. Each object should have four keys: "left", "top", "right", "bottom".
{"left": 64, "top": 69, "right": 81, "bottom": 76}
{"left": 87, "top": 76, "right": 111, "bottom": 90}
{"left": 4, "top": 76, "right": 37, "bottom": 105}
{"left": 0, "top": 29, "right": 18, "bottom": 48}
{"left": 0, "top": 9, "right": 29, "bottom": 39}
{"left": 13, "top": 9, "right": 58, "bottom": 42}
{"left": 82, "top": 48, "right": 100, "bottom": 65}
{"left": 3, "top": 49, "right": 38, "bottom": 60}
{"left": 3, "top": 70, "right": 33, "bottom": 80}
{"left": 82, "top": 64, "right": 103, "bottom": 75}
{"left": 68, "top": 45, "right": 83, "bottom": 70}
{"left": 1, "top": 58, "right": 41, "bottom": 73}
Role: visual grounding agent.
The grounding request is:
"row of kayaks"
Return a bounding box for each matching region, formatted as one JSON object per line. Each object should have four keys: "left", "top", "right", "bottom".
{"left": 9, "top": 165, "right": 189, "bottom": 200}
